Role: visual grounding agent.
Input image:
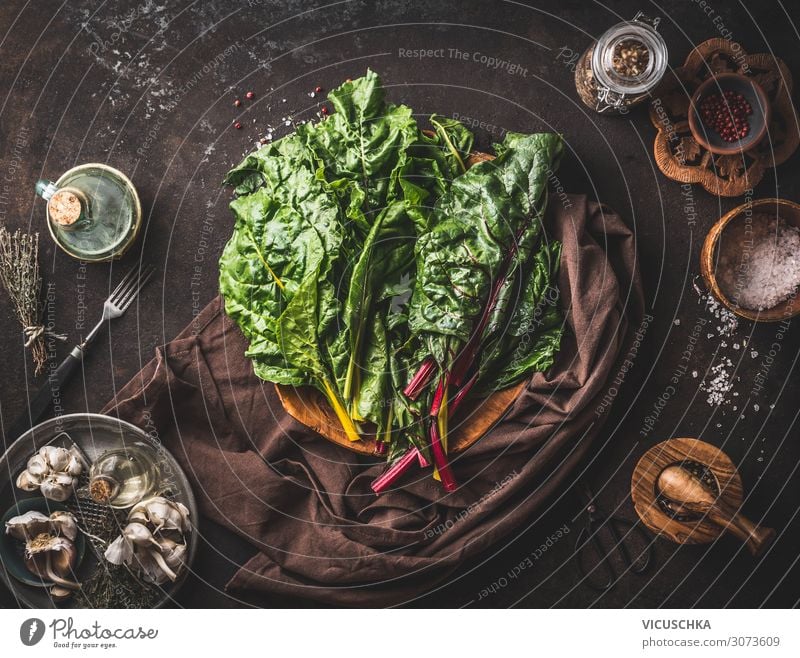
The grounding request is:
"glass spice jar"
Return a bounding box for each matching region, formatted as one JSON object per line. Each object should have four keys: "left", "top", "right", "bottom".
{"left": 575, "top": 12, "right": 668, "bottom": 115}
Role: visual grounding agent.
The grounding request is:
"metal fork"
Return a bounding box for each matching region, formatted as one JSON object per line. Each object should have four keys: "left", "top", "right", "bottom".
{"left": 79, "top": 264, "right": 155, "bottom": 349}
{"left": 7, "top": 264, "right": 155, "bottom": 441}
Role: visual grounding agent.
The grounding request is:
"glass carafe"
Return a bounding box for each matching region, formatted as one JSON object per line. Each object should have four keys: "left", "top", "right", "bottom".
{"left": 35, "top": 163, "right": 142, "bottom": 262}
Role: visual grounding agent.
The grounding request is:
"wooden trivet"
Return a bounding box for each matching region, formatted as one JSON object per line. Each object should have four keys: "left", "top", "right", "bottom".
{"left": 649, "top": 38, "right": 799, "bottom": 197}
{"left": 631, "top": 438, "right": 743, "bottom": 545}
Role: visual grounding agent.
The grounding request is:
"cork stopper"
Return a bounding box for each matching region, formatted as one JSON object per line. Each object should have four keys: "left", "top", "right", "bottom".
{"left": 89, "top": 476, "right": 116, "bottom": 503}
{"left": 48, "top": 189, "right": 83, "bottom": 227}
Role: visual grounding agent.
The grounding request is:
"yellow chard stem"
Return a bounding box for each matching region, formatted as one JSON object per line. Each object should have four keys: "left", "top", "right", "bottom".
{"left": 433, "top": 382, "right": 449, "bottom": 481}
{"left": 323, "top": 378, "right": 361, "bottom": 442}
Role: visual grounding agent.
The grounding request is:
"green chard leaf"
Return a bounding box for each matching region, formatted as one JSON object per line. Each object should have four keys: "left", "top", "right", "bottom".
{"left": 219, "top": 69, "right": 564, "bottom": 469}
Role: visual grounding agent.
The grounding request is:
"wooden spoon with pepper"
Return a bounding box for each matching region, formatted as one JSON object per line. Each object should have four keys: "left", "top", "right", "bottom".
{"left": 657, "top": 464, "right": 775, "bottom": 557}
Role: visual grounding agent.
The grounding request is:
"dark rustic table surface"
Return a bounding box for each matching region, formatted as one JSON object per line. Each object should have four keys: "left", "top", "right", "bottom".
{"left": 1, "top": 0, "right": 798, "bottom": 608}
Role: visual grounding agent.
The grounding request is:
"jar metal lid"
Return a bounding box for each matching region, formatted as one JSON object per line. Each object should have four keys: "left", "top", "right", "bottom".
{"left": 592, "top": 13, "right": 668, "bottom": 97}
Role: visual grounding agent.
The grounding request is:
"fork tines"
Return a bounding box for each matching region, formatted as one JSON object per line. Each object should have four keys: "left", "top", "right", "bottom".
{"left": 109, "top": 263, "right": 155, "bottom": 311}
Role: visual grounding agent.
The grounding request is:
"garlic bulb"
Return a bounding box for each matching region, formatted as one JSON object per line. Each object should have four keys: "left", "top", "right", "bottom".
{"left": 39, "top": 473, "right": 76, "bottom": 502}
{"left": 105, "top": 497, "right": 190, "bottom": 585}
{"left": 16, "top": 444, "right": 86, "bottom": 502}
{"left": 48, "top": 511, "right": 79, "bottom": 541}
{"left": 25, "top": 534, "right": 80, "bottom": 590}
{"left": 49, "top": 585, "right": 74, "bottom": 602}
{"left": 5, "top": 510, "right": 82, "bottom": 590}
{"left": 4, "top": 511, "right": 51, "bottom": 541}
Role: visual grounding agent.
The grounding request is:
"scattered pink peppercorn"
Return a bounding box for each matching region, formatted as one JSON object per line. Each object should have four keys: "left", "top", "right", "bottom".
{"left": 234, "top": 121, "right": 242, "bottom": 129}
{"left": 234, "top": 98, "right": 241, "bottom": 107}
{"left": 320, "top": 106, "right": 329, "bottom": 115}
{"left": 314, "top": 85, "right": 323, "bottom": 94}
{"left": 246, "top": 91, "right": 255, "bottom": 100}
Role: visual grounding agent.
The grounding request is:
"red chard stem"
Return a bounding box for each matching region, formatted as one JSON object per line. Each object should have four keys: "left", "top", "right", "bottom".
{"left": 371, "top": 448, "right": 420, "bottom": 494}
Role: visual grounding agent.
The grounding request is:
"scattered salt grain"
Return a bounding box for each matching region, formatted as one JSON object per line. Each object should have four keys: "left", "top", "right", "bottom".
{"left": 673, "top": 319, "right": 681, "bottom": 326}
{"left": 701, "top": 358, "right": 734, "bottom": 406}
{"left": 694, "top": 279, "right": 738, "bottom": 336}
{"left": 753, "top": 404, "right": 760, "bottom": 412}
{"left": 692, "top": 370, "right": 698, "bottom": 378}
{"left": 751, "top": 350, "right": 758, "bottom": 358}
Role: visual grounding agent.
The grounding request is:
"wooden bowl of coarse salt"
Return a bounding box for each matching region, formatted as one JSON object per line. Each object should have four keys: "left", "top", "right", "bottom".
{"left": 701, "top": 198, "right": 800, "bottom": 322}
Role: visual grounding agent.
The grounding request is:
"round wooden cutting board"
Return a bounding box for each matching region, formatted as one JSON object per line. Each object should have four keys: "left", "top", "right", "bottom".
{"left": 276, "top": 379, "right": 526, "bottom": 456}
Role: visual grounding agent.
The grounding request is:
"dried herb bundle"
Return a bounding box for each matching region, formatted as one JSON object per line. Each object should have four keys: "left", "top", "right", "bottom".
{"left": 0, "top": 228, "right": 47, "bottom": 374}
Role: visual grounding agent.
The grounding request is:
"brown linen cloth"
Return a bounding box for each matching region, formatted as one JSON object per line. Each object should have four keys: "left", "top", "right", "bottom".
{"left": 102, "top": 194, "right": 642, "bottom": 606}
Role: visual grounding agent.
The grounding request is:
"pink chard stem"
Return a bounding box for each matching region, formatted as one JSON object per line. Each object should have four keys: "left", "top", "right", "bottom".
{"left": 449, "top": 371, "right": 478, "bottom": 416}
{"left": 403, "top": 357, "right": 437, "bottom": 400}
{"left": 371, "top": 448, "right": 420, "bottom": 495}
